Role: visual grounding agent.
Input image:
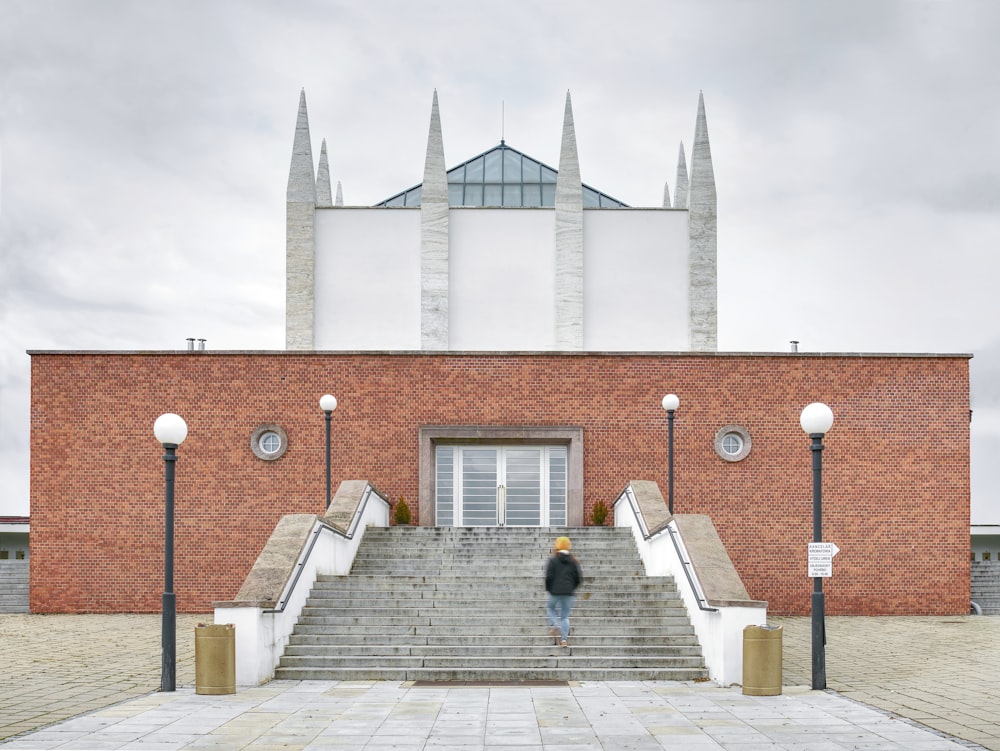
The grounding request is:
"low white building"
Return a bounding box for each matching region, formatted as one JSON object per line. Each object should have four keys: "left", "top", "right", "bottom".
{"left": 285, "top": 90, "right": 717, "bottom": 354}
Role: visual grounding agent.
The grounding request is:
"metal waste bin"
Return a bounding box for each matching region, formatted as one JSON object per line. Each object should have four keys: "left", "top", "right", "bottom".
{"left": 742, "top": 624, "right": 782, "bottom": 696}
{"left": 195, "top": 623, "right": 236, "bottom": 695}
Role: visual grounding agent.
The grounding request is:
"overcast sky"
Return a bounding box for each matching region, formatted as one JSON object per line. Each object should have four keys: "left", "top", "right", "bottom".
{"left": 2, "top": 0, "right": 999, "bottom": 522}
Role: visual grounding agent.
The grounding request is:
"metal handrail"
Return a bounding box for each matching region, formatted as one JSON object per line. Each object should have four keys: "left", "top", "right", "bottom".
{"left": 666, "top": 522, "right": 717, "bottom": 612}
{"left": 615, "top": 484, "right": 717, "bottom": 612}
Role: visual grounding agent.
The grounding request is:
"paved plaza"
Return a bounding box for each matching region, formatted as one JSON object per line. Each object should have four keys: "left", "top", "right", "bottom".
{"left": 0, "top": 613, "right": 998, "bottom": 750}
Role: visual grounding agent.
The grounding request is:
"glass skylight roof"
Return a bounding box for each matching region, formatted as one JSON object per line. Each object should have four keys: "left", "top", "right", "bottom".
{"left": 376, "top": 142, "right": 628, "bottom": 208}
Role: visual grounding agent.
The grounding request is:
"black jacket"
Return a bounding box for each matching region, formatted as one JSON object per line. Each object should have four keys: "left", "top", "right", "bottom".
{"left": 545, "top": 552, "right": 582, "bottom": 595}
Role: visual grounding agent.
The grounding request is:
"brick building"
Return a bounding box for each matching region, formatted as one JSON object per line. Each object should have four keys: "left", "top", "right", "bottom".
{"left": 27, "top": 91, "right": 972, "bottom": 617}
{"left": 29, "top": 350, "right": 970, "bottom": 615}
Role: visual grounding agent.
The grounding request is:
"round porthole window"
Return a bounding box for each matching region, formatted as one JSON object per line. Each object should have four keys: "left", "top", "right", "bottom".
{"left": 251, "top": 424, "right": 288, "bottom": 461}
{"left": 259, "top": 432, "right": 281, "bottom": 455}
{"left": 714, "top": 425, "right": 751, "bottom": 462}
{"left": 721, "top": 433, "right": 744, "bottom": 456}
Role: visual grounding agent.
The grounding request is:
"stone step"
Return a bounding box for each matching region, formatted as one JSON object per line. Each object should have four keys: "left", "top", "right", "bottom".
{"left": 283, "top": 644, "right": 702, "bottom": 657}
{"left": 301, "top": 602, "right": 682, "bottom": 613}
{"left": 363, "top": 527, "right": 617, "bottom": 535}
{"left": 348, "top": 541, "right": 640, "bottom": 561}
{"left": 361, "top": 539, "right": 623, "bottom": 547}
{"left": 350, "top": 560, "right": 641, "bottom": 570}
{"left": 349, "top": 570, "right": 643, "bottom": 578}
{"left": 295, "top": 614, "right": 693, "bottom": 628}
{"left": 353, "top": 540, "right": 636, "bottom": 547}
{"left": 278, "top": 654, "right": 705, "bottom": 670}
{"left": 303, "top": 588, "right": 681, "bottom": 601}
{"left": 295, "top": 618, "right": 694, "bottom": 641}
{"left": 287, "top": 633, "right": 698, "bottom": 647}
{"left": 350, "top": 560, "right": 641, "bottom": 568}
{"left": 300, "top": 604, "right": 689, "bottom": 617}
{"left": 314, "top": 576, "right": 676, "bottom": 588}
{"left": 273, "top": 666, "right": 708, "bottom": 682}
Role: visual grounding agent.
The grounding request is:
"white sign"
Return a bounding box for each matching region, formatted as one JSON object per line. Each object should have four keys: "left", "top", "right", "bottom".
{"left": 808, "top": 542, "right": 841, "bottom": 578}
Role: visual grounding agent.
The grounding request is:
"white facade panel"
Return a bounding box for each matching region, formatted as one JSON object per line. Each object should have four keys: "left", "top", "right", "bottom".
{"left": 583, "top": 209, "right": 689, "bottom": 351}
{"left": 314, "top": 207, "right": 689, "bottom": 352}
{"left": 314, "top": 208, "right": 421, "bottom": 350}
{"left": 450, "top": 209, "right": 556, "bottom": 350}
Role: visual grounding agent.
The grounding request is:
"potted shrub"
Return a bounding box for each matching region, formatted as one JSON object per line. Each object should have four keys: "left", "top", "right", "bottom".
{"left": 591, "top": 500, "right": 609, "bottom": 527}
{"left": 393, "top": 496, "right": 412, "bottom": 526}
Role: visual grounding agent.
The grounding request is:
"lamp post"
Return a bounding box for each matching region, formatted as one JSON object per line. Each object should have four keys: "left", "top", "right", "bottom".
{"left": 661, "top": 394, "right": 679, "bottom": 515}
{"left": 800, "top": 401, "right": 834, "bottom": 691}
{"left": 153, "top": 412, "right": 188, "bottom": 693}
{"left": 320, "top": 394, "right": 337, "bottom": 509}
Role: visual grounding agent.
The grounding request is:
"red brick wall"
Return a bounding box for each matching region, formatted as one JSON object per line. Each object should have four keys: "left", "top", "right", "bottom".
{"left": 29, "top": 352, "right": 970, "bottom": 615}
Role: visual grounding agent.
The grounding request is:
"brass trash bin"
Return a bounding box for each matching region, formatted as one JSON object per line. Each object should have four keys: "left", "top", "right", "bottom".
{"left": 742, "top": 624, "right": 782, "bottom": 696}
{"left": 195, "top": 623, "right": 236, "bottom": 695}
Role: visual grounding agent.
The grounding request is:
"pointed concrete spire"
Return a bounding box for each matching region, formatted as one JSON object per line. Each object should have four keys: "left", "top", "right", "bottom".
{"left": 287, "top": 89, "right": 316, "bottom": 203}
{"left": 316, "top": 139, "right": 333, "bottom": 207}
{"left": 673, "top": 142, "right": 688, "bottom": 210}
{"left": 663, "top": 181, "right": 672, "bottom": 209}
{"left": 687, "top": 91, "right": 717, "bottom": 351}
{"left": 555, "top": 91, "right": 583, "bottom": 208}
{"left": 420, "top": 89, "right": 450, "bottom": 350}
{"left": 554, "top": 90, "right": 584, "bottom": 350}
{"left": 286, "top": 88, "right": 316, "bottom": 350}
{"left": 335, "top": 180, "right": 344, "bottom": 206}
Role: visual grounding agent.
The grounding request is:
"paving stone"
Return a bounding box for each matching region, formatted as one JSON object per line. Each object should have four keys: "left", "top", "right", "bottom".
{"left": 3, "top": 615, "right": 1000, "bottom": 750}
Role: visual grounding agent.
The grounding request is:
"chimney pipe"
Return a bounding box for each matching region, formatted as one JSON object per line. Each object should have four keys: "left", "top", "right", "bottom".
{"left": 197, "top": 339, "right": 206, "bottom": 351}
{"left": 790, "top": 340, "right": 799, "bottom": 353}
{"left": 186, "top": 338, "right": 195, "bottom": 351}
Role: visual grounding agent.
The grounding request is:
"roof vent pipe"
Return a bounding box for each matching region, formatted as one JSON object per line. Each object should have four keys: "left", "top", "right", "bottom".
{"left": 197, "top": 339, "right": 206, "bottom": 351}
{"left": 186, "top": 338, "right": 195, "bottom": 351}
{"left": 790, "top": 340, "right": 799, "bottom": 353}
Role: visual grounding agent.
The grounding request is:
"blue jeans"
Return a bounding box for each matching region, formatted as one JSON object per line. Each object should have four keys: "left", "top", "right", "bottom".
{"left": 547, "top": 593, "right": 575, "bottom": 641}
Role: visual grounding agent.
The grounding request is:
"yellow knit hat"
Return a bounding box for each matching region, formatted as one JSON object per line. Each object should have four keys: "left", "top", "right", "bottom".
{"left": 555, "top": 536, "right": 572, "bottom": 552}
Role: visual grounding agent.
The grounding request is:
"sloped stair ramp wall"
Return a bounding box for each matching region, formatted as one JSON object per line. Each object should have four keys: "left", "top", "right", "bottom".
{"left": 214, "top": 480, "right": 390, "bottom": 686}
{"left": 614, "top": 480, "right": 767, "bottom": 685}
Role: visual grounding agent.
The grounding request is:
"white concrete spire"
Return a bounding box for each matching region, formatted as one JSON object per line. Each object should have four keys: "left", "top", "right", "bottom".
{"left": 554, "top": 90, "right": 584, "bottom": 350}
{"left": 335, "top": 180, "right": 344, "bottom": 206}
{"left": 673, "top": 142, "right": 688, "bottom": 210}
{"left": 663, "top": 181, "right": 671, "bottom": 209}
{"left": 687, "top": 91, "right": 718, "bottom": 351}
{"left": 286, "top": 88, "right": 316, "bottom": 350}
{"left": 287, "top": 89, "right": 316, "bottom": 203}
{"left": 316, "top": 138, "right": 333, "bottom": 208}
{"left": 420, "top": 89, "right": 450, "bottom": 350}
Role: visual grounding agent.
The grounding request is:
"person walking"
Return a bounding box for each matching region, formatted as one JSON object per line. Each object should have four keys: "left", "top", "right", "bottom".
{"left": 545, "top": 536, "right": 582, "bottom": 647}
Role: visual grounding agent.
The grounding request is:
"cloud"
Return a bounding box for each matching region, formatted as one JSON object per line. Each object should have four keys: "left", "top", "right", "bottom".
{"left": 3, "top": 0, "right": 1000, "bottom": 519}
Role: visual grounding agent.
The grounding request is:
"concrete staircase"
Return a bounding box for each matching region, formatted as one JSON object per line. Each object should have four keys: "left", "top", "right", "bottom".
{"left": 275, "top": 526, "right": 708, "bottom": 682}
{"left": 972, "top": 560, "right": 1000, "bottom": 615}
{"left": 0, "top": 560, "right": 29, "bottom": 613}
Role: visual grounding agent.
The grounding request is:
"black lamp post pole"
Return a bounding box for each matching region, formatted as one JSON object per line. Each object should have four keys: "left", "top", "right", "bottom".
{"left": 161, "top": 442, "right": 178, "bottom": 693}
{"left": 324, "top": 409, "right": 333, "bottom": 509}
{"left": 667, "top": 409, "right": 676, "bottom": 515}
{"left": 810, "top": 432, "right": 827, "bottom": 691}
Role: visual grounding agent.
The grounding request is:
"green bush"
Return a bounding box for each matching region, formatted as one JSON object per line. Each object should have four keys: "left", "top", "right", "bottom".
{"left": 591, "top": 500, "right": 609, "bottom": 527}
{"left": 393, "top": 496, "right": 412, "bottom": 526}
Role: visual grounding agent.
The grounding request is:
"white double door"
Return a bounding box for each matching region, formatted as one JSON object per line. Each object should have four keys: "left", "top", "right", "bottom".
{"left": 435, "top": 445, "right": 567, "bottom": 527}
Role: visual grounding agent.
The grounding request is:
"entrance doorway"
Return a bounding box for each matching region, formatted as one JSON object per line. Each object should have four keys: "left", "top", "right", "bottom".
{"left": 435, "top": 445, "right": 567, "bottom": 526}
